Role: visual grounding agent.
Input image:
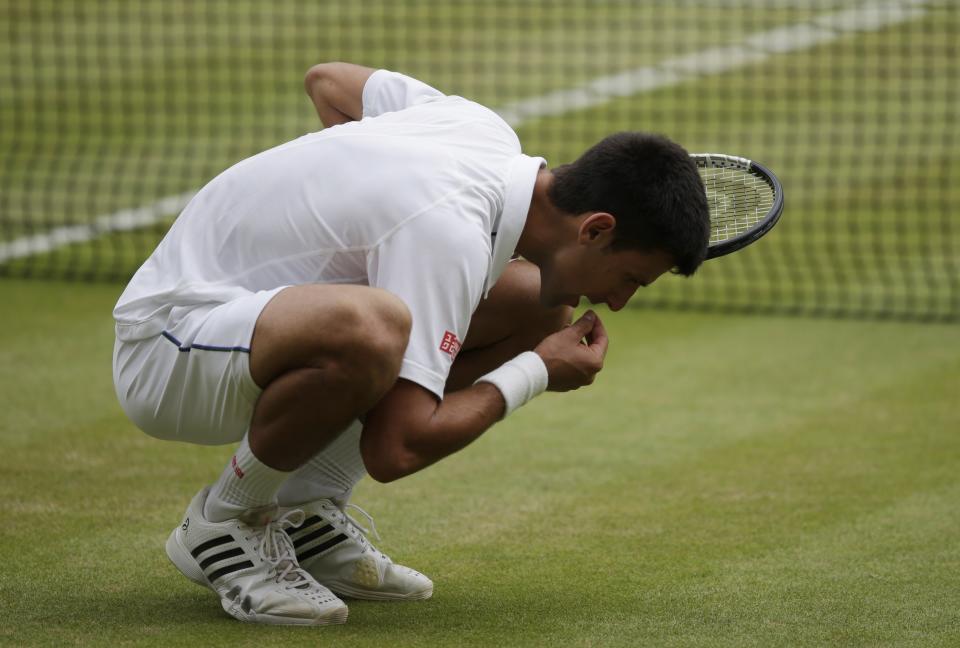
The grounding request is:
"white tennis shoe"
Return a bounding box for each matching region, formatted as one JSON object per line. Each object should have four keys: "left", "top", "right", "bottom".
{"left": 165, "top": 487, "right": 349, "bottom": 625}
{"left": 284, "top": 499, "right": 433, "bottom": 601}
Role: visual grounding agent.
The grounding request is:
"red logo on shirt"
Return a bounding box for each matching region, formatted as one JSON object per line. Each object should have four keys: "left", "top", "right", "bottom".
{"left": 439, "top": 330, "right": 462, "bottom": 358}
{"left": 231, "top": 455, "right": 245, "bottom": 479}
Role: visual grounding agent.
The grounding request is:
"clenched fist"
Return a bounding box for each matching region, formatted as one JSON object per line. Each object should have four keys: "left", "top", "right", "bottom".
{"left": 533, "top": 310, "right": 609, "bottom": 391}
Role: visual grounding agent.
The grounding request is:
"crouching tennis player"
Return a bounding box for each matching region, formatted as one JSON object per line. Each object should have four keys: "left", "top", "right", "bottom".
{"left": 112, "top": 62, "right": 710, "bottom": 625}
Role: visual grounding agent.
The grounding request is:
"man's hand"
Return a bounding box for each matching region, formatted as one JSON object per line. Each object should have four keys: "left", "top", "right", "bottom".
{"left": 533, "top": 310, "right": 609, "bottom": 391}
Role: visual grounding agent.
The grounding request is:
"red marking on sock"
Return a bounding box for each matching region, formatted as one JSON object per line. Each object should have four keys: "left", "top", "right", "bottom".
{"left": 231, "top": 455, "right": 245, "bottom": 479}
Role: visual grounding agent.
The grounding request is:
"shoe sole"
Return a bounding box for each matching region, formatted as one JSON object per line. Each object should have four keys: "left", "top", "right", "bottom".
{"left": 221, "top": 599, "right": 349, "bottom": 626}
{"left": 165, "top": 528, "right": 349, "bottom": 626}
{"left": 327, "top": 581, "right": 434, "bottom": 601}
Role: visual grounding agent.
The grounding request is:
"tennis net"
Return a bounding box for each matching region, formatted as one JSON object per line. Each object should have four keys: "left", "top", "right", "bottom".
{"left": 1, "top": 0, "right": 957, "bottom": 321}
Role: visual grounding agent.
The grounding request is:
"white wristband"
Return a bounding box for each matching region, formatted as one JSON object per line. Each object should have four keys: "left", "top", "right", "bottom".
{"left": 474, "top": 351, "right": 549, "bottom": 418}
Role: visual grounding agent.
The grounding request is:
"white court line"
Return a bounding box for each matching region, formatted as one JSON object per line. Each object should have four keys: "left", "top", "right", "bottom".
{"left": 0, "top": 191, "right": 196, "bottom": 263}
{"left": 0, "top": 0, "right": 929, "bottom": 265}
{"left": 494, "top": 0, "right": 928, "bottom": 125}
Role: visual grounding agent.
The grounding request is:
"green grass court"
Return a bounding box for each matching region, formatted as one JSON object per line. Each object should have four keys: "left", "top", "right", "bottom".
{"left": 2, "top": 280, "right": 958, "bottom": 646}
{"left": 2, "top": 1, "right": 959, "bottom": 645}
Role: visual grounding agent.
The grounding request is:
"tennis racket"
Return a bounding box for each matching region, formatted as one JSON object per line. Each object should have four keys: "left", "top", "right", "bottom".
{"left": 692, "top": 153, "right": 784, "bottom": 260}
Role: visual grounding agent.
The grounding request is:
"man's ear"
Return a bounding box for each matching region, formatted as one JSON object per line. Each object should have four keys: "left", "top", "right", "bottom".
{"left": 578, "top": 212, "right": 616, "bottom": 245}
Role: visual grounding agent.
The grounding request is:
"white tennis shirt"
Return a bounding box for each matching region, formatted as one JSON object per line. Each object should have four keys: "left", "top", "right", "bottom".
{"left": 114, "top": 70, "right": 545, "bottom": 399}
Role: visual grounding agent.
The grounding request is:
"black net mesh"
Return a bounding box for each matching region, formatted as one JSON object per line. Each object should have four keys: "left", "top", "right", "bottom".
{"left": 1, "top": 1, "right": 957, "bottom": 321}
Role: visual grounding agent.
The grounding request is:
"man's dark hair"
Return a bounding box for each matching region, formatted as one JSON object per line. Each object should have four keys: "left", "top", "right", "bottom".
{"left": 547, "top": 132, "right": 710, "bottom": 276}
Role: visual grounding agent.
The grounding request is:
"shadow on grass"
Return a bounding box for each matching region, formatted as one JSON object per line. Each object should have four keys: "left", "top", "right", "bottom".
{"left": 12, "top": 574, "right": 590, "bottom": 645}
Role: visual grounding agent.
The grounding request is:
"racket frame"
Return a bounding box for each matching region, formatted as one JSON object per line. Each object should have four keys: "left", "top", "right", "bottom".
{"left": 692, "top": 153, "right": 784, "bottom": 260}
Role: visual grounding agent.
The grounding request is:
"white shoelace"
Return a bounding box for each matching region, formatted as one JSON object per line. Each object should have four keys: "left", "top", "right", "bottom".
{"left": 255, "top": 509, "right": 315, "bottom": 587}
{"left": 321, "top": 501, "right": 387, "bottom": 558}
{"left": 344, "top": 503, "right": 382, "bottom": 542}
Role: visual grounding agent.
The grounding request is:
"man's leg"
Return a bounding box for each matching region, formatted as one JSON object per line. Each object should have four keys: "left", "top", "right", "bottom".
{"left": 205, "top": 284, "right": 411, "bottom": 521}
{"left": 250, "top": 284, "right": 411, "bottom": 466}
{"left": 163, "top": 284, "right": 410, "bottom": 625}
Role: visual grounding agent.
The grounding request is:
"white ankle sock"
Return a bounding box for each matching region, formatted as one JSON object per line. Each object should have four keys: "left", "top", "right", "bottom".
{"left": 204, "top": 435, "right": 292, "bottom": 523}
{"left": 276, "top": 419, "right": 367, "bottom": 507}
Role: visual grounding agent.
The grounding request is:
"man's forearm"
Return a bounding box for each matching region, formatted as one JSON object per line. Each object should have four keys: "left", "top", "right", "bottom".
{"left": 361, "top": 381, "right": 507, "bottom": 483}
{"left": 304, "top": 62, "right": 376, "bottom": 128}
{"left": 406, "top": 383, "right": 506, "bottom": 474}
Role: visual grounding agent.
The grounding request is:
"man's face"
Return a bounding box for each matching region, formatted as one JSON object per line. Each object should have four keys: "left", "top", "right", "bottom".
{"left": 537, "top": 214, "right": 676, "bottom": 311}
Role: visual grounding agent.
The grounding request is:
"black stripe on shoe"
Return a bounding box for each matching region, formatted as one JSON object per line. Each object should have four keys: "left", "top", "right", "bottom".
{"left": 292, "top": 524, "right": 335, "bottom": 549}
{"left": 208, "top": 560, "right": 255, "bottom": 582}
{"left": 199, "top": 546, "right": 245, "bottom": 570}
{"left": 297, "top": 533, "right": 348, "bottom": 562}
{"left": 190, "top": 535, "right": 233, "bottom": 559}
{"left": 287, "top": 515, "right": 324, "bottom": 534}
{"left": 190, "top": 536, "right": 233, "bottom": 558}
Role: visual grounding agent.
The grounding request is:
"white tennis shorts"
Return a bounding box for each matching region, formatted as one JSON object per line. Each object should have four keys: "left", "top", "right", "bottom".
{"left": 113, "top": 287, "right": 285, "bottom": 446}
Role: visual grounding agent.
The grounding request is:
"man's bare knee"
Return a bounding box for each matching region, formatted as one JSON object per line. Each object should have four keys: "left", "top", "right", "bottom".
{"left": 340, "top": 291, "right": 411, "bottom": 395}
{"left": 367, "top": 289, "right": 412, "bottom": 350}
{"left": 250, "top": 285, "right": 410, "bottom": 389}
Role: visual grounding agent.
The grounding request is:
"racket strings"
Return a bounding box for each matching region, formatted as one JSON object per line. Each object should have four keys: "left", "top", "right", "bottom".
{"left": 700, "top": 167, "right": 775, "bottom": 245}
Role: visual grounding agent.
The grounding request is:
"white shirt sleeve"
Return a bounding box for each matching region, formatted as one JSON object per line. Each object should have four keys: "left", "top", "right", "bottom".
{"left": 367, "top": 212, "right": 490, "bottom": 400}
{"left": 362, "top": 69, "right": 446, "bottom": 119}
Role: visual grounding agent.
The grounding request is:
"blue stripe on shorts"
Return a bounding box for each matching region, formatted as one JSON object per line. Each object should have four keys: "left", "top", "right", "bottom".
{"left": 161, "top": 330, "right": 250, "bottom": 354}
